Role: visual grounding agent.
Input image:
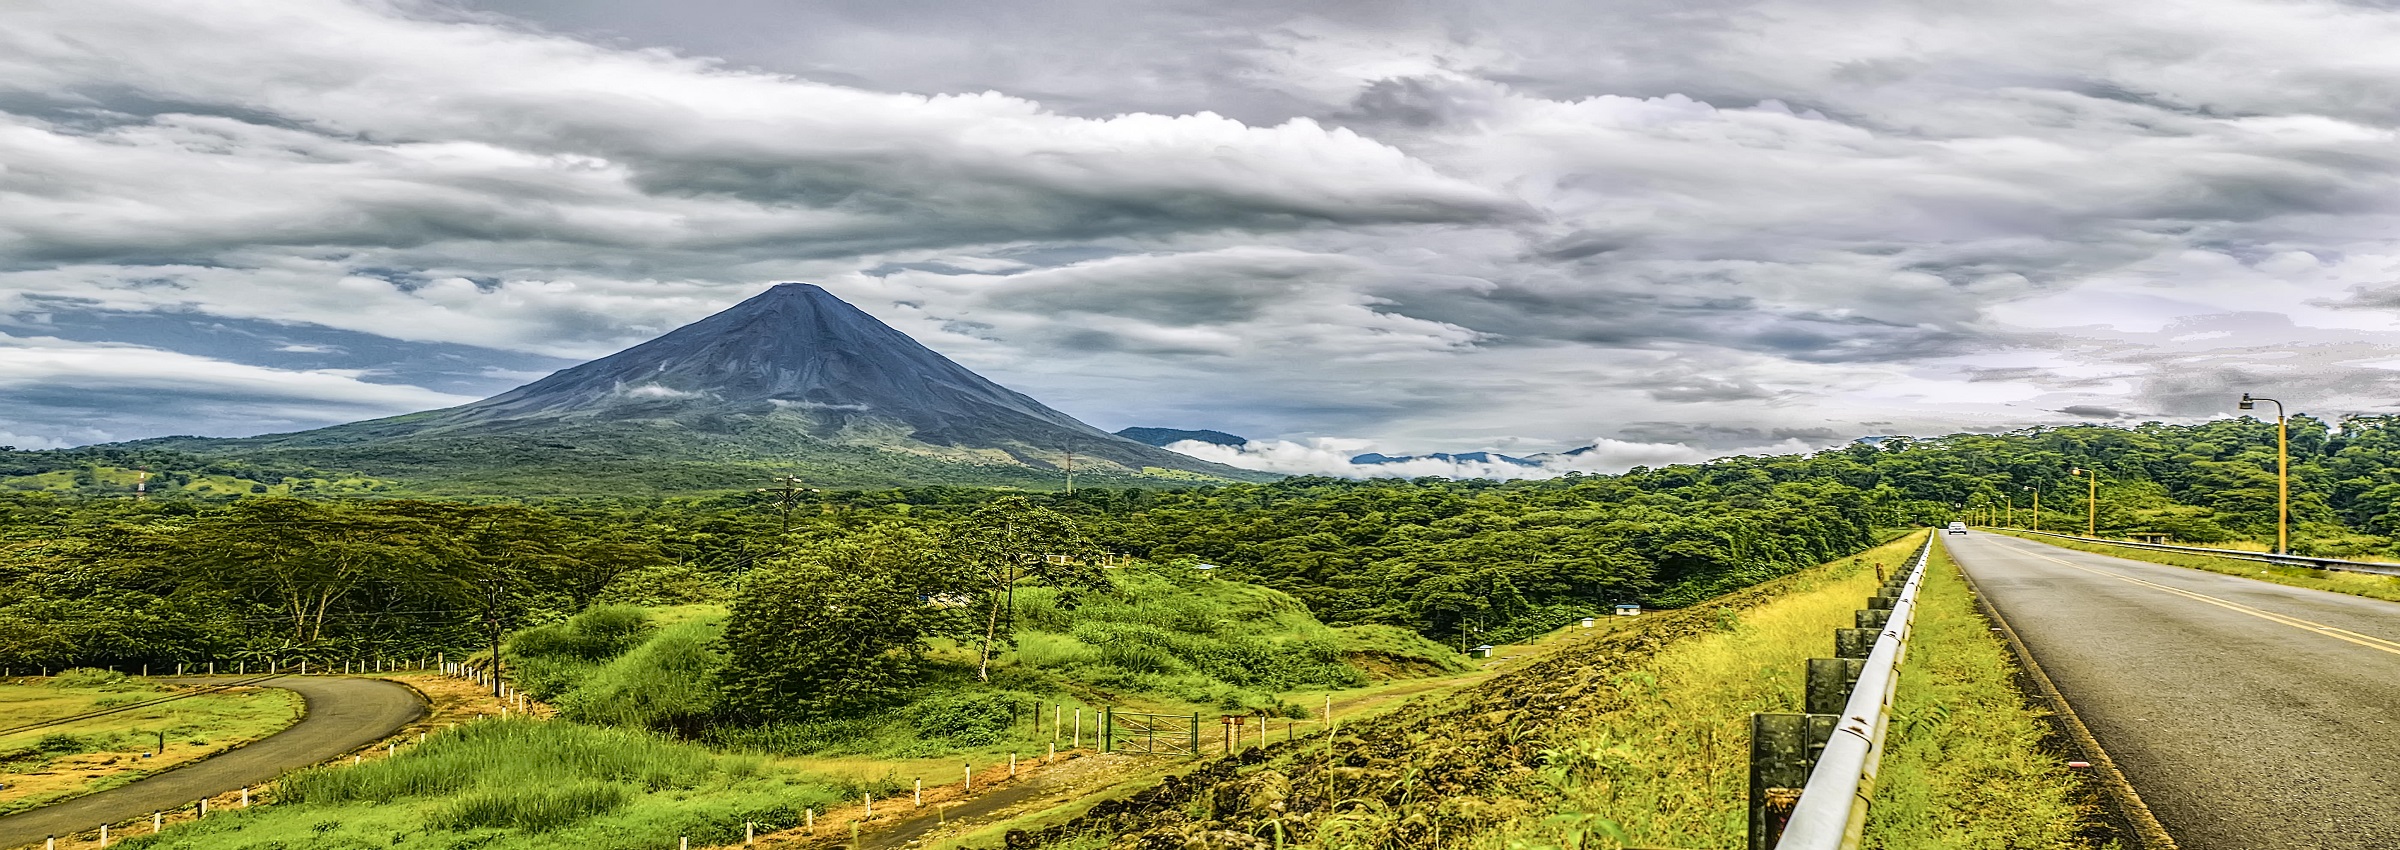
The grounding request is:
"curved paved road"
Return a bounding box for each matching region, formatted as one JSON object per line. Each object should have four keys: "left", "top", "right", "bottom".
{"left": 1950, "top": 533, "right": 2400, "bottom": 850}
{"left": 0, "top": 676, "right": 425, "bottom": 847}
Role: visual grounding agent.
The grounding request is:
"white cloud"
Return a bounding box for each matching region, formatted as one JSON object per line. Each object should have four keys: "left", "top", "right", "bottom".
{"left": 0, "top": 332, "right": 479, "bottom": 442}
{"left": 8, "top": 0, "right": 2400, "bottom": 449}
{"left": 1165, "top": 435, "right": 1823, "bottom": 480}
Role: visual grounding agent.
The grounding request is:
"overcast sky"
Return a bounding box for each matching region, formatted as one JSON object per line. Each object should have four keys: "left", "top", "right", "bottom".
{"left": 5, "top": 0, "right": 2399, "bottom": 475}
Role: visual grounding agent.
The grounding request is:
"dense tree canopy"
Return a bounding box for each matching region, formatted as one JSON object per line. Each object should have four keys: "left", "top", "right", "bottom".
{"left": 8, "top": 414, "right": 2394, "bottom": 671}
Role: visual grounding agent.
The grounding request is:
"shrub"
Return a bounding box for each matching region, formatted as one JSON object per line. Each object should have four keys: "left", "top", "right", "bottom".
{"left": 279, "top": 717, "right": 722, "bottom": 805}
{"left": 904, "top": 691, "right": 1025, "bottom": 746}
{"left": 48, "top": 668, "right": 127, "bottom": 689}
{"left": 558, "top": 618, "right": 725, "bottom": 732}
{"left": 431, "top": 781, "right": 631, "bottom": 831}
{"left": 509, "top": 605, "right": 658, "bottom": 701}
{"left": 512, "top": 606, "right": 654, "bottom": 662}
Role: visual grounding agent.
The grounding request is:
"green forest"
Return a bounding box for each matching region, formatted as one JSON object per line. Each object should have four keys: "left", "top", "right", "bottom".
{"left": 6, "top": 413, "right": 2390, "bottom": 734}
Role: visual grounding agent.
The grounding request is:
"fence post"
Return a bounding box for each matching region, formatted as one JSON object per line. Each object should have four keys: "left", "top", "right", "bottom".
{"left": 964, "top": 763, "right": 971, "bottom": 792}
{"left": 1010, "top": 752, "right": 1017, "bottom": 776}
{"left": 746, "top": 821, "right": 754, "bottom": 845}
{"left": 242, "top": 787, "right": 250, "bottom": 807}
{"left": 1073, "top": 708, "right": 1081, "bottom": 749}
{"left": 153, "top": 812, "right": 160, "bottom": 833}
{"left": 914, "top": 779, "right": 922, "bottom": 807}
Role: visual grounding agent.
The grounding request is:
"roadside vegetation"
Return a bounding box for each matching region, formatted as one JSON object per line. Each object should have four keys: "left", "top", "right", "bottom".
{"left": 1862, "top": 541, "right": 2101, "bottom": 849}
{"left": 1994, "top": 529, "right": 2400, "bottom": 604}
{"left": 114, "top": 717, "right": 858, "bottom": 850}
{"left": 0, "top": 670, "right": 300, "bottom": 815}
{"left": 1000, "top": 534, "right": 1986, "bottom": 850}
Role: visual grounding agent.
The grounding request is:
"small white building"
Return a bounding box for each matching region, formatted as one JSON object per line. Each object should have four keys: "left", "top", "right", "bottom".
{"left": 1614, "top": 604, "right": 1643, "bottom": 617}
{"left": 1579, "top": 617, "right": 1596, "bottom": 628}
{"left": 1468, "top": 644, "right": 1495, "bottom": 659}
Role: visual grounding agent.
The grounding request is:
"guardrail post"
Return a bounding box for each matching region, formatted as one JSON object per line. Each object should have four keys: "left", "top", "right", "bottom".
{"left": 1854, "top": 609, "right": 1890, "bottom": 630}
{"left": 1749, "top": 713, "right": 1839, "bottom": 850}
{"left": 1804, "top": 658, "right": 1866, "bottom": 715}
{"left": 1833, "top": 628, "right": 1876, "bottom": 659}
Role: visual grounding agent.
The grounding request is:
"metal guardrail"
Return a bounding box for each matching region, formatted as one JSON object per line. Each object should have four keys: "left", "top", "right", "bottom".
{"left": 2013, "top": 530, "right": 2400, "bottom": 578}
{"left": 1772, "top": 535, "right": 1932, "bottom": 850}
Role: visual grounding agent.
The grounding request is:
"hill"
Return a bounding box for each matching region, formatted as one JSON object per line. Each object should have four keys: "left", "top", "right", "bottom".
{"left": 504, "top": 563, "right": 1466, "bottom": 757}
{"left": 102, "top": 284, "right": 1274, "bottom": 495}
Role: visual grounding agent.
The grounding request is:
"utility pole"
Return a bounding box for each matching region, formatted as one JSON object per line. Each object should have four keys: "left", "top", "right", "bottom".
{"left": 484, "top": 579, "right": 505, "bottom": 699}
{"left": 2028, "top": 485, "right": 2039, "bottom": 533}
{"left": 758, "top": 475, "right": 820, "bottom": 534}
{"left": 2072, "top": 468, "right": 2097, "bottom": 537}
{"left": 134, "top": 468, "right": 148, "bottom": 502}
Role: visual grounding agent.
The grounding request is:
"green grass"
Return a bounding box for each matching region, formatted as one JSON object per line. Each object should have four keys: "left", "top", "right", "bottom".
{"left": 119, "top": 717, "right": 856, "bottom": 850}
{"left": 0, "top": 672, "right": 302, "bottom": 815}
{"left": 1996, "top": 529, "right": 2400, "bottom": 604}
{"left": 1860, "top": 540, "right": 2104, "bottom": 849}
{"left": 1461, "top": 531, "right": 2103, "bottom": 849}
{"left": 510, "top": 562, "right": 1466, "bottom": 761}
{"left": 1464, "top": 534, "right": 1914, "bottom": 849}
{"left": 556, "top": 618, "right": 725, "bottom": 730}
{"left": 1007, "top": 563, "right": 1465, "bottom": 709}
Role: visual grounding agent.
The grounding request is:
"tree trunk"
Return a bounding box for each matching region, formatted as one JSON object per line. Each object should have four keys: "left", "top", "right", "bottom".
{"left": 977, "top": 595, "right": 1001, "bottom": 682}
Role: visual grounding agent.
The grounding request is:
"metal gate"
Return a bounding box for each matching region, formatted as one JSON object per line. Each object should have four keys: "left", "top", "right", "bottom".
{"left": 1101, "top": 709, "right": 1199, "bottom": 756}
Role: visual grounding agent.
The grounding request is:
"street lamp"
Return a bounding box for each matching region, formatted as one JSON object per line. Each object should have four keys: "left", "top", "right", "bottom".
{"left": 2070, "top": 467, "right": 2097, "bottom": 537}
{"left": 2237, "top": 393, "right": 2290, "bottom": 555}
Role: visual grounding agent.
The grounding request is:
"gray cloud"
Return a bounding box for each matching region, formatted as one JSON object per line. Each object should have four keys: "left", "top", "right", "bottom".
{"left": 6, "top": 0, "right": 2400, "bottom": 452}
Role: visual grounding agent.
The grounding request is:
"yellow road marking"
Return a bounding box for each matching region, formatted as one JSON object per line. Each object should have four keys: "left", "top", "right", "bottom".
{"left": 1990, "top": 537, "right": 2400, "bottom": 657}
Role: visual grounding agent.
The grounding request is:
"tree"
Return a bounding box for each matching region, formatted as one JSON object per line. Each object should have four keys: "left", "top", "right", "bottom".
{"left": 945, "top": 498, "right": 1104, "bottom": 682}
{"left": 718, "top": 527, "right": 974, "bottom": 723}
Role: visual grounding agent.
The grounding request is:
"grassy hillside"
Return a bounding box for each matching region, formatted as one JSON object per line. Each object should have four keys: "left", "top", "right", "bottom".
{"left": 503, "top": 563, "right": 1465, "bottom": 760}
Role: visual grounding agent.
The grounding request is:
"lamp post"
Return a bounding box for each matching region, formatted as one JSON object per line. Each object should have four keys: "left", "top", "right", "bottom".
{"left": 2026, "top": 485, "right": 2039, "bottom": 533}
{"left": 2238, "top": 393, "right": 2290, "bottom": 555}
{"left": 2071, "top": 467, "right": 2097, "bottom": 537}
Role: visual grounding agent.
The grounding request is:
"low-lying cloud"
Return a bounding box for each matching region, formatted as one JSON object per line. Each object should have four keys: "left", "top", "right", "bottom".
{"left": 1164, "top": 436, "right": 1824, "bottom": 481}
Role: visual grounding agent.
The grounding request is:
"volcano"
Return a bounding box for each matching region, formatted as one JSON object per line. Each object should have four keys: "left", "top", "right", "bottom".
{"left": 130, "top": 284, "right": 1266, "bottom": 493}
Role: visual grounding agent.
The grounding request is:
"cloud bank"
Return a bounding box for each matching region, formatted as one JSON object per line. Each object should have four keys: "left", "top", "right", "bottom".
{"left": 4, "top": 0, "right": 2400, "bottom": 456}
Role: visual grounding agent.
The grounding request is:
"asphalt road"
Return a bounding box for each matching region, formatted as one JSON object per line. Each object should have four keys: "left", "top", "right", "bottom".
{"left": 0, "top": 676, "right": 425, "bottom": 847}
{"left": 1948, "top": 532, "right": 2400, "bottom": 850}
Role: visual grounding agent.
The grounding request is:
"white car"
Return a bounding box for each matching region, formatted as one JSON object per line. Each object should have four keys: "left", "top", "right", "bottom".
{"left": 1947, "top": 522, "right": 1967, "bottom": 534}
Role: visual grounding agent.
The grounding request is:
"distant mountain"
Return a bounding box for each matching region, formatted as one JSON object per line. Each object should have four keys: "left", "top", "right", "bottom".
{"left": 1116, "top": 427, "right": 1248, "bottom": 448}
{"left": 1349, "top": 451, "right": 1545, "bottom": 467}
{"left": 125, "top": 283, "right": 1273, "bottom": 494}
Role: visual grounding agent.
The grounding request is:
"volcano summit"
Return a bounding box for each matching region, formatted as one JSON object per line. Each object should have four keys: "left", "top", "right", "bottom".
{"left": 129, "top": 284, "right": 1266, "bottom": 493}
